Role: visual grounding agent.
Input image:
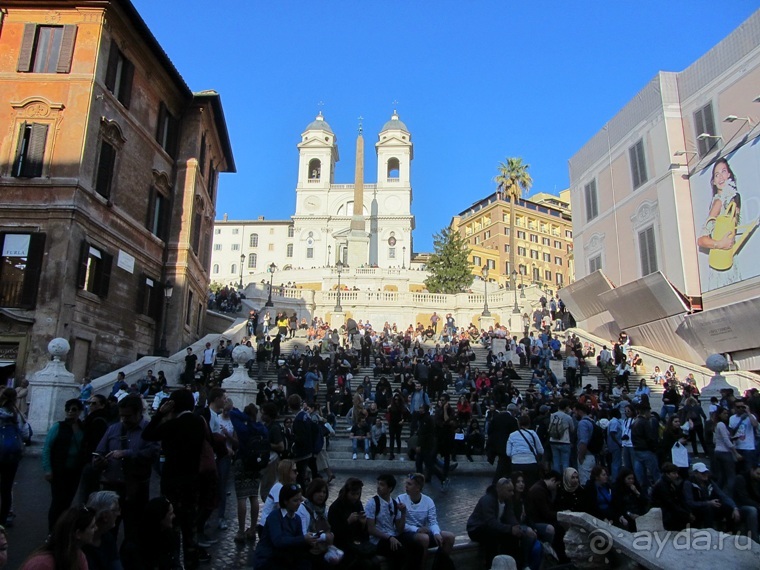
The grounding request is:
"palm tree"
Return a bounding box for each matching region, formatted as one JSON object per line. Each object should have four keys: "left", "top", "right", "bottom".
{"left": 494, "top": 157, "right": 533, "bottom": 289}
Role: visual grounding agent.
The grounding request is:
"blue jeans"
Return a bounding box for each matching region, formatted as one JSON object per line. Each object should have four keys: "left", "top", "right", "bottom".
{"left": 622, "top": 446, "right": 635, "bottom": 469}
{"left": 660, "top": 404, "right": 676, "bottom": 419}
{"left": 633, "top": 450, "right": 660, "bottom": 493}
{"left": 551, "top": 443, "right": 571, "bottom": 473}
{"left": 352, "top": 438, "right": 370, "bottom": 454}
{"left": 609, "top": 447, "right": 622, "bottom": 482}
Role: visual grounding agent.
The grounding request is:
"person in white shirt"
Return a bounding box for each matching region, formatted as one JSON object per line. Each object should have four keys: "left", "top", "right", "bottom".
{"left": 202, "top": 342, "right": 216, "bottom": 383}
{"left": 152, "top": 386, "right": 170, "bottom": 411}
{"left": 365, "top": 474, "right": 423, "bottom": 568}
{"left": 599, "top": 345, "right": 612, "bottom": 367}
{"left": 507, "top": 415, "right": 544, "bottom": 489}
{"left": 729, "top": 399, "right": 759, "bottom": 474}
{"left": 397, "top": 473, "right": 454, "bottom": 568}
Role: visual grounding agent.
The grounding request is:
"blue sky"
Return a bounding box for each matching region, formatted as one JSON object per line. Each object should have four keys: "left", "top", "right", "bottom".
{"left": 132, "top": 1, "right": 757, "bottom": 252}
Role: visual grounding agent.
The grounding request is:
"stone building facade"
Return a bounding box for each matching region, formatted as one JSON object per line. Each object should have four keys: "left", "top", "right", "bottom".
{"left": 0, "top": 1, "right": 234, "bottom": 382}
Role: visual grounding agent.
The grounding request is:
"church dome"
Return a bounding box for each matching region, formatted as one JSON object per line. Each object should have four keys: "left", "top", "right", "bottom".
{"left": 305, "top": 112, "right": 333, "bottom": 134}
{"left": 381, "top": 111, "right": 409, "bottom": 133}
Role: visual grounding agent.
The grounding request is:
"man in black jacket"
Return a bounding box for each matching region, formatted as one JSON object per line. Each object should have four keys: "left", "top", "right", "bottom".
{"left": 631, "top": 404, "right": 660, "bottom": 496}
{"left": 734, "top": 464, "right": 760, "bottom": 541}
{"left": 488, "top": 403, "right": 519, "bottom": 484}
{"left": 467, "top": 478, "right": 533, "bottom": 568}
{"left": 651, "top": 462, "right": 693, "bottom": 531}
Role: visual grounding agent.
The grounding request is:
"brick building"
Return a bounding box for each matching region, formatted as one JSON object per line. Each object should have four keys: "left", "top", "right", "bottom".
{"left": 0, "top": 1, "right": 235, "bottom": 381}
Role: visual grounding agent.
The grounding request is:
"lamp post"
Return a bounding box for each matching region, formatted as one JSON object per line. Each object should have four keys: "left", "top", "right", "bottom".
{"left": 265, "top": 262, "right": 277, "bottom": 307}
{"left": 402, "top": 246, "right": 406, "bottom": 269}
{"left": 520, "top": 271, "right": 525, "bottom": 298}
{"left": 334, "top": 260, "right": 344, "bottom": 312}
{"left": 239, "top": 253, "right": 245, "bottom": 288}
{"left": 511, "top": 270, "right": 520, "bottom": 314}
{"left": 328, "top": 244, "right": 332, "bottom": 267}
{"left": 159, "top": 279, "right": 174, "bottom": 356}
{"left": 481, "top": 266, "right": 491, "bottom": 317}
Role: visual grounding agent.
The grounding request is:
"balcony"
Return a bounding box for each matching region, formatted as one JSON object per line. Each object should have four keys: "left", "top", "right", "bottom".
{"left": 386, "top": 177, "right": 400, "bottom": 183}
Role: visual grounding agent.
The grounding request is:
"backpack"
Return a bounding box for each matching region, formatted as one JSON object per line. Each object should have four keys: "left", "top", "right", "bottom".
{"left": 0, "top": 415, "right": 22, "bottom": 461}
{"left": 239, "top": 421, "right": 270, "bottom": 473}
{"left": 372, "top": 495, "right": 399, "bottom": 522}
{"left": 585, "top": 417, "right": 605, "bottom": 455}
{"left": 548, "top": 413, "right": 567, "bottom": 440}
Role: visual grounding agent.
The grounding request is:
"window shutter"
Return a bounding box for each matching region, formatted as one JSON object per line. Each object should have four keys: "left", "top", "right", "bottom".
{"left": 27, "top": 123, "right": 48, "bottom": 177}
{"left": 167, "top": 114, "right": 179, "bottom": 158}
{"left": 105, "top": 40, "right": 119, "bottom": 92}
{"left": 95, "top": 142, "right": 116, "bottom": 198}
{"left": 12, "top": 122, "right": 28, "bottom": 177}
{"left": 56, "top": 25, "right": 77, "bottom": 73}
{"left": 17, "top": 24, "right": 36, "bottom": 72}
{"left": 119, "top": 59, "right": 134, "bottom": 108}
{"left": 151, "top": 279, "right": 164, "bottom": 319}
{"left": 20, "top": 233, "right": 46, "bottom": 309}
{"left": 76, "top": 241, "right": 89, "bottom": 289}
{"left": 98, "top": 251, "right": 113, "bottom": 297}
{"left": 156, "top": 103, "right": 167, "bottom": 145}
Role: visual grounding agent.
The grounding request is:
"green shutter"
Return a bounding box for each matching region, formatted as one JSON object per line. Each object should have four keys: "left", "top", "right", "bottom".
{"left": 17, "top": 24, "right": 36, "bottom": 72}
{"left": 12, "top": 122, "right": 28, "bottom": 177}
{"left": 56, "top": 25, "right": 77, "bottom": 73}
{"left": 105, "top": 40, "right": 119, "bottom": 92}
{"left": 20, "top": 233, "right": 46, "bottom": 308}
{"left": 95, "top": 141, "right": 116, "bottom": 198}
{"left": 27, "top": 123, "right": 48, "bottom": 177}
{"left": 98, "top": 251, "right": 113, "bottom": 297}
{"left": 76, "top": 241, "right": 89, "bottom": 289}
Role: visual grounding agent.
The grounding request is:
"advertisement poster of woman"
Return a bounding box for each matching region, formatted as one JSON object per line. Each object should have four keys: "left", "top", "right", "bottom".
{"left": 693, "top": 144, "right": 760, "bottom": 292}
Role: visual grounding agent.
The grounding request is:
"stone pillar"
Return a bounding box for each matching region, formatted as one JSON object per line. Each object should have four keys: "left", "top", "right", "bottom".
{"left": 479, "top": 315, "right": 496, "bottom": 334}
{"left": 28, "top": 338, "right": 80, "bottom": 435}
{"left": 222, "top": 345, "right": 257, "bottom": 411}
{"left": 700, "top": 354, "right": 738, "bottom": 415}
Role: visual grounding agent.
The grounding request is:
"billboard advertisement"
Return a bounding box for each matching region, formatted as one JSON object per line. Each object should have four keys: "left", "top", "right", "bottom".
{"left": 692, "top": 136, "right": 760, "bottom": 292}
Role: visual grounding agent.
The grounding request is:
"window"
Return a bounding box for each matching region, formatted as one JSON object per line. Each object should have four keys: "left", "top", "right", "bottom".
{"left": 95, "top": 140, "right": 116, "bottom": 198}
{"left": 147, "top": 188, "right": 168, "bottom": 241}
{"left": 638, "top": 226, "right": 658, "bottom": 276}
{"left": 288, "top": 226, "right": 295, "bottom": 238}
{"left": 555, "top": 256, "right": 563, "bottom": 266}
{"left": 76, "top": 242, "right": 112, "bottom": 298}
{"left": 306, "top": 247, "right": 314, "bottom": 259}
{"left": 530, "top": 250, "right": 539, "bottom": 260}
{"left": 308, "top": 158, "right": 321, "bottom": 180}
{"left": 517, "top": 246, "right": 526, "bottom": 256}
{"left": 543, "top": 253, "right": 551, "bottom": 262}
{"left": 503, "top": 228, "right": 510, "bottom": 236}
{"left": 136, "top": 275, "right": 162, "bottom": 319}
{"left": 13, "top": 122, "right": 49, "bottom": 178}
{"left": 387, "top": 157, "right": 400, "bottom": 180}
{"left": 584, "top": 180, "right": 598, "bottom": 221}
{"left": 629, "top": 139, "right": 648, "bottom": 189}
{"left": 0, "top": 233, "right": 46, "bottom": 309}
{"left": 191, "top": 209, "right": 202, "bottom": 255}
{"left": 542, "top": 237, "right": 551, "bottom": 246}
{"left": 269, "top": 228, "right": 275, "bottom": 235}
{"left": 505, "top": 261, "right": 510, "bottom": 274}
{"left": 17, "top": 24, "right": 77, "bottom": 74}
{"left": 185, "top": 290, "right": 193, "bottom": 326}
{"left": 565, "top": 230, "right": 572, "bottom": 238}
{"left": 248, "top": 253, "right": 257, "bottom": 269}
{"left": 554, "top": 240, "right": 562, "bottom": 249}
{"left": 196, "top": 302, "right": 203, "bottom": 335}
{"left": 389, "top": 247, "right": 396, "bottom": 259}
{"left": 156, "top": 102, "right": 178, "bottom": 157}
{"left": 230, "top": 264, "right": 236, "bottom": 274}
{"left": 231, "top": 244, "right": 240, "bottom": 251}
{"left": 529, "top": 234, "right": 538, "bottom": 243}
{"left": 517, "top": 230, "right": 526, "bottom": 239}
{"left": 104, "top": 40, "right": 134, "bottom": 107}
{"left": 504, "top": 244, "right": 510, "bottom": 253}
{"left": 533, "top": 267, "right": 540, "bottom": 281}
{"left": 473, "top": 236, "right": 480, "bottom": 245}
{"left": 214, "top": 228, "right": 221, "bottom": 235}
{"left": 268, "top": 243, "right": 274, "bottom": 251}
{"left": 208, "top": 161, "right": 217, "bottom": 198}
{"left": 213, "top": 264, "right": 219, "bottom": 274}
{"left": 694, "top": 102, "right": 717, "bottom": 157}
{"left": 544, "top": 270, "right": 552, "bottom": 281}
{"left": 518, "top": 264, "right": 527, "bottom": 275}
{"left": 486, "top": 259, "right": 496, "bottom": 270}
{"left": 484, "top": 230, "right": 491, "bottom": 239}
{"left": 250, "top": 234, "right": 259, "bottom": 247}
{"left": 472, "top": 256, "right": 482, "bottom": 266}
{"left": 286, "top": 244, "right": 293, "bottom": 258}
{"left": 232, "top": 228, "right": 239, "bottom": 235}
{"left": 213, "top": 244, "right": 222, "bottom": 251}
{"left": 556, "top": 273, "right": 564, "bottom": 286}
{"left": 589, "top": 255, "right": 602, "bottom": 273}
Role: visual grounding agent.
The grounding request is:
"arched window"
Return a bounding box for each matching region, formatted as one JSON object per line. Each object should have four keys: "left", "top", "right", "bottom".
{"left": 308, "top": 158, "right": 321, "bottom": 180}
{"left": 387, "top": 158, "right": 400, "bottom": 180}
{"left": 250, "top": 233, "right": 258, "bottom": 247}
{"left": 248, "top": 253, "right": 257, "bottom": 268}
{"left": 213, "top": 264, "right": 219, "bottom": 274}
{"left": 231, "top": 264, "right": 236, "bottom": 274}
{"left": 288, "top": 226, "right": 295, "bottom": 238}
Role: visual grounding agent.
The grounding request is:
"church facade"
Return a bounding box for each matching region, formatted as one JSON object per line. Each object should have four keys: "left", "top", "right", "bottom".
{"left": 212, "top": 112, "right": 415, "bottom": 285}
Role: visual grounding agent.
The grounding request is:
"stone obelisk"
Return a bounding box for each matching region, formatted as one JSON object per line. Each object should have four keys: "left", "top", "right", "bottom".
{"left": 346, "top": 119, "right": 369, "bottom": 267}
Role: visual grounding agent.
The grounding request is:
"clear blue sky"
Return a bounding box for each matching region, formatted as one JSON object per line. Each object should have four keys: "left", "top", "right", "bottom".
{"left": 132, "top": 0, "right": 757, "bottom": 252}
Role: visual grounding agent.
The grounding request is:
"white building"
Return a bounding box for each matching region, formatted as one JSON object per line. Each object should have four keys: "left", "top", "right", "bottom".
{"left": 211, "top": 112, "right": 415, "bottom": 285}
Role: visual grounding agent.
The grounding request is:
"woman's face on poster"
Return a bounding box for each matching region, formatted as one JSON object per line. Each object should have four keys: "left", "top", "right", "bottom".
{"left": 712, "top": 161, "right": 731, "bottom": 191}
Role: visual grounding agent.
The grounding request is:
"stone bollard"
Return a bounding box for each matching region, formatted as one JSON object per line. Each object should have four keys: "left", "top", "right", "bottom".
{"left": 222, "top": 345, "right": 256, "bottom": 410}
{"left": 28, "top": 338, "right": 80, "bottom": 435}
{"left": 700, "top": 354, "right": 738, "bottom": 416}
{"left": 489, "top": 555, "right": 517, "bottom": 570}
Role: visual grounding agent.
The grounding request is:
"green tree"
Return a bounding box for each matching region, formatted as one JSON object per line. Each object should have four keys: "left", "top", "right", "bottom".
{"left": 494, "top": 157, "right": 533, "bottom": 285}
{"left": 424, "top": 226, "right": 473, "bottom": 294}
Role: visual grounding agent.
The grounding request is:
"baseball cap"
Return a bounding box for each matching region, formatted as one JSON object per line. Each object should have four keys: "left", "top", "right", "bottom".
{"left": 507, "top": 404, "right": 520, "bottom": 414}
{"left": 691, "top": 462, "right": 709, "bottom": 473}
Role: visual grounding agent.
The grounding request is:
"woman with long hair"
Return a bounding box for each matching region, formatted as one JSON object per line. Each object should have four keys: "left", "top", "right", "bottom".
{"left": 0, "top": 388, "right": 29, "bottom": 526}
{"left": 301, "top": 478, "right": 336, "bottom": 564}
{"left": 22, "top": 505, "right": 96, "bottom": 570}
{"left": 611, "top": 468, "right": 648, "bottom": 532}
{"left": 257, "top": 459, "right": 301, "bottom": 539}
{"left": 712, "top": 407, "right": 740, "bottom": 490}
{"left": 583, "top": 466, "right": 614, "bottom": 523}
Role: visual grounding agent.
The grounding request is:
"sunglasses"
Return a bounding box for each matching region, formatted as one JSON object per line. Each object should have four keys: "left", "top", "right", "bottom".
{"left": 287, "top": 484, "right": 302, "bottom": 492}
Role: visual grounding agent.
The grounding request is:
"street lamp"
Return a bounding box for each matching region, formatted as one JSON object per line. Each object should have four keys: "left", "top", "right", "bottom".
{"left": 520, "top": 271, "right": 525, "bottom": 298}
{"left": 334, "top": 260, "right": 344, "bottom": 312}
{"left": 239, "top": 253, "right": 245, "bottom": 288}
{"left": 511, "top": 270, "right": 520, "bottom": 314}
{"left": 159, "top": 279, "right": 173, "bottom": 355}
{"left": 481, "top": 266, "right": 491, "bottom": 317}
{"left": 402, "top": 246, "right": 406, "bottom": 269}
{"left": 265, "top": 262, "right": 277, "bottom": 307}
{"left": 328, "top": 244, "right": 332, "bottom": 267}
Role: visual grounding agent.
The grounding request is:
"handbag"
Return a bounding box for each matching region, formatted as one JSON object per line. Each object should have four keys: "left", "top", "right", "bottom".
{"left": 671, "top": 442, "right": 689, "bottom": 468}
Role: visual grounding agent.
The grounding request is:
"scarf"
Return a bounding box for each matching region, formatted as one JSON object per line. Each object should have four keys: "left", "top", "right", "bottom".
{"left": 563, "top": 467, "right": 580, "bottom": 492}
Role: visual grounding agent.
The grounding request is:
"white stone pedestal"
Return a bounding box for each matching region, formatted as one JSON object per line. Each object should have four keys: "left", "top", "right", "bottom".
{"left": 28, "top": 338, "right": 80, "bottom": 435}
{"left": 549, "top": 359, "right": 565, "bottom": 383}
{"left": 701, "top": 354, "right": 738, "bottom": 416}
{"left": 491, "top": 338, "right": 507, "bottom": 355}
{"left": 222, "top": 345, "right": 257, "bottom": 410}
{"left": 479, "top": 315, "right": 495, "bottom": 333}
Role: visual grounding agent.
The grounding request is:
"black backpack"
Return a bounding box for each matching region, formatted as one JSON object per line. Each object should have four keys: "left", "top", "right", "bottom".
{"left": 239, "top": 421, "right": 270, "bottom": 473}
{"left": 585, "top": 418, "right": 605, "bottom": 455}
